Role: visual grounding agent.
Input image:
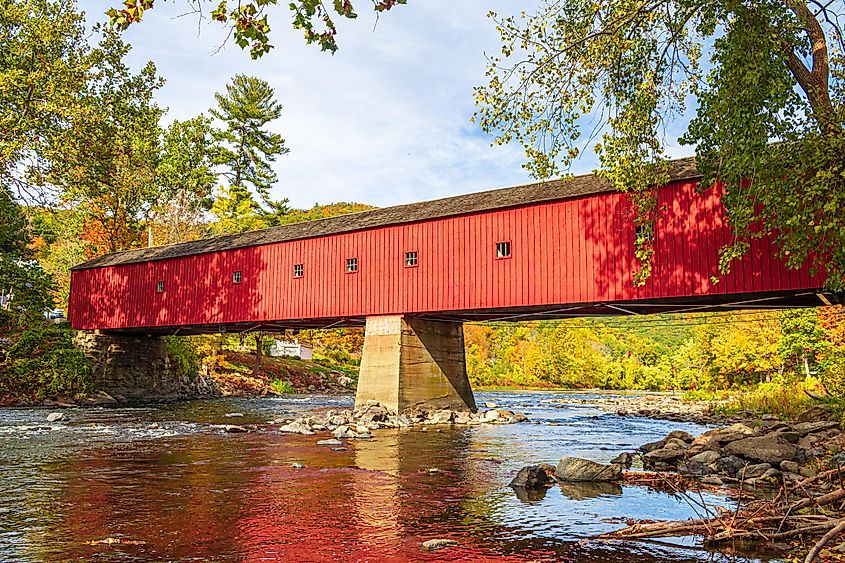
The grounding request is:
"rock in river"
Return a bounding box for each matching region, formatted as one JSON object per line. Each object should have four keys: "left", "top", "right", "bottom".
{"left": 317, "top": 438, "right": 343, "bottom": 446}
{"left": 555, "top": 457, "right": 622, "bottom": 482}
{"left": 724, "top": 435, "right": 799, "bottom": 464}
{"left": 46, "top": 412, "right": 64, "bottom": 422}
{"left": 509, "top": 465, "right": 554, "bottom": 489}
{"left": 224, "top": 425, "right": 248, "bottom": 433}
{"left": 421, "top": 539, "right": 459, "bottom": 552}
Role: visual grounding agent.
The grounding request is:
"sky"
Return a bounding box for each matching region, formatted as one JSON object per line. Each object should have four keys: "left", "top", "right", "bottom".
{"left": 77, "top": 1, "right": 694, "bottom": 210}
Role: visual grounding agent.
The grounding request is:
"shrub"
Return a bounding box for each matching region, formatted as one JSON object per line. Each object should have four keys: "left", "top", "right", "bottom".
{"left": 269, "top": 379, "right": 294, "bottom": 394}
{"left": 165, "top": 336, "right": 200, "bottom": 381}
{"left": 0, "top": 324, "right": 92, "bottom": 400}
{"left": 819, "top": 346, "right": 845, "bottom": 398}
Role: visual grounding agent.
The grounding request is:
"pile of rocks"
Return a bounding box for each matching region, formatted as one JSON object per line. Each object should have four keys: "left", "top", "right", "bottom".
{"left": 635, "top": 417, "right": 842, "bottom": 488}
{"left": 274, "top": 401, "right": 529, "bottom": 439}
{"left": 550, "top": 394, "right": 736, "bottom": 424}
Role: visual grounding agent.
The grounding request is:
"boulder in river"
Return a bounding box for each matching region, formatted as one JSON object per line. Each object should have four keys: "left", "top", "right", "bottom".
{"left": 317, "top": 438, "right": 343, "bottom": 446}
{"left": 714, "top": 454, "right": 750, "bottom": 477}
{"left": 610, "top": 452, "right": 634, "bottom": 467}
{"left": 426, "top": 410, "right": 454, "bottom": 425}
{"left": 279, "top": 422, "right": 315, "bottom": 435}
{"left": 421, "top": 539, "right": 459, "bottom": 552}
{"left": 509, "top": 465, "right": 554, "bottom": 490}
{"left": 739, "top": 462, "right": 772, "bottom": 479}
{"left": 46, "top": 412, "right": 64, "bottom": 422}
{"left": 555, "top": 457, "right": 622, "bottom": 482}
{"left": 666, "top": 430, "right": 694, "bottom": 443}
{"left": 224, "top": 425, "right": 248, "bottom": 433}
{"left": 724, "top": 435, "right": 799, "bottom": 464}
{"left": 689, "top": 450, "right": 721, "bottom": 465}
{"left": 795, "top": 404, "right": 835, "bottom": 423}
{"left": 679, "top": 460, "right": 711, "bottom": 477}
{"left": 639, "top": 439, "right": 666, "bottom": 453}
{"left": 642, "top": 447, "right": 685, "bottom": 466}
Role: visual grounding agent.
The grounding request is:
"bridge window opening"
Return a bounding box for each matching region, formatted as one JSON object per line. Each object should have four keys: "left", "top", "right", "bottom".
{"left": 232, "top": 271, "right": 242, "bottom": 284}
{"left": 293, "top": 264, "right": 304, "bottom": 278}
{"left": 156, "top": 280, "right": 165, "bottom": 293}
{"left": 635, "top": 223, "right": 655, "bottom": 242}
{"left": 496, "top": 241, "right": 511, "bottom": 259}
{"left": 346, "top": 258, "right": 358, "bottom": 273}
{"left": 405, "top": 251, "right": 418, "bottom": 268}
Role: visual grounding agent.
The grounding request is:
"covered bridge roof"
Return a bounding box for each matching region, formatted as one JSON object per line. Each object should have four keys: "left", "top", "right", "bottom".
{"left": 73, "top": 157, "right": 699, "bottom": 270}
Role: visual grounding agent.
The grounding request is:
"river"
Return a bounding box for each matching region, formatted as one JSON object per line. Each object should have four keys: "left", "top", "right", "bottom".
{"left": 0, "top": 391, "right": 776, "bottom": 562}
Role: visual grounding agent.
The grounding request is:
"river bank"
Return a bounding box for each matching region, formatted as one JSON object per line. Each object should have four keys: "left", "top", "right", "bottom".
{"left": 599, "top": 408, "right": 845, "bottom": 561}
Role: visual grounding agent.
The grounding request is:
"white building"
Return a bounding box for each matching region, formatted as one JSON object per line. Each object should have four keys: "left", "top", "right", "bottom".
{"left": 268, "top": 339, "right": 313, "bottom": 360}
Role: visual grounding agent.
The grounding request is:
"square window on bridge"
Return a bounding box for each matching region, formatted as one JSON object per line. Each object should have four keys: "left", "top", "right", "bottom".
{"left": 635, "top": 223, "right": 655, "bottom": 242}
{"left": 156, "top": 280, "right": 165, "bottom": 293}
{"left": 346, "top": 258, "right": 358, "bottom": 273}
{"left": 232, "top": 271, "right": 242, "bottom": 284}
{"left": 405, "top": 251, "right": 418, "bottom": 268}
{"left": 496, "top": 241, "right": 511, "bottom": 259}
{"left": 293, "top": 264, "right": 304, "bottom": 278}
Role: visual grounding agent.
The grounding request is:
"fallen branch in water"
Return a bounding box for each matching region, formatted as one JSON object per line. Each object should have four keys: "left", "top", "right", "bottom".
{"left": 596, "top": 481, "right": 845, "bottom": 557}
{"left": 805, "top": 520, "right": 845, "bottom": 563}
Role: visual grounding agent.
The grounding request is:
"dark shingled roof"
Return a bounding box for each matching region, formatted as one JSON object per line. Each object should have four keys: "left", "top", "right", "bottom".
{"left": 73, "top": 156, "right": 699, "bottom": 270}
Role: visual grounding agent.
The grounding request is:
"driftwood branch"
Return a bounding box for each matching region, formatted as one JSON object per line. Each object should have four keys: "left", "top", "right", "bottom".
{"left": 805, "top": 520, "right": 845, "bottom": 563}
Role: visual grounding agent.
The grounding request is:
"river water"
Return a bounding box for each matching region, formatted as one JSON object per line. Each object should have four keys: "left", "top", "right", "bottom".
{"left": 0, "top": 391, "right": 776, "bottom": 562}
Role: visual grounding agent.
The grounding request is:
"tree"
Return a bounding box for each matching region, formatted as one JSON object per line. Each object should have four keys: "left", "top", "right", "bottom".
{"left": 475, "top": 1, "right": 845, "bottom": 289}
{"left": 50, "top": 28, "right": 164, "bottom": 256}
{"left": 210, "top": 74, "right": 289, "bottom": 234}
{"left": 0, "top": 0, "right": 91, "bottom": 204}
{"left": 0, "top": 187, "right": 54, "bottom": 329}
{"left": 209, "top": 185, "right": 266, "bottom": 234}
{"left": 107, "top": 0, "right": 407, "bottom": 59}
{"left": 151, "top": 116, "right": 218, "bottom": 245}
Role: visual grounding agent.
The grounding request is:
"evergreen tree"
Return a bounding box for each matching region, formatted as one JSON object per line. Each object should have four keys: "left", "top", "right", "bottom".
{"left": 210, "top": 74, "right": 290, "bottom": 234}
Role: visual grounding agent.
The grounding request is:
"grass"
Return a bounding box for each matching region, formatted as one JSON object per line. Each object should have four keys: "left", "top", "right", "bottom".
{"left": 684, "top": 378, "right": 833, "bottom": 420}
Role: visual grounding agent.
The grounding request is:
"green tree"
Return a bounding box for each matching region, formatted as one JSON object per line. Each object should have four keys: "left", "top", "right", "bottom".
{"left": 475, "top": 1, "right": 845, "bottom": 289}
{"left": 151, "top": 116, "right": 218, "bottom": 245}
{"left": 210, "top": 74, "right": 289, "bottom": 234}
{"left": 779, "top": 309, "right": 828, "bottom": 377}
{"left": 0, "top": 0, "right": 91, "bottom": 203}
{"left": 50, "top": 28, "right": 164, "bottom": 255}
{"left": 209, "top": 185, "right": 266, "bottom": 235}
{"left": 107, "top": 0, "right": 407, "bottom": 59}
{"left": 0, "top": 187, "right": 54, "bottom": 329}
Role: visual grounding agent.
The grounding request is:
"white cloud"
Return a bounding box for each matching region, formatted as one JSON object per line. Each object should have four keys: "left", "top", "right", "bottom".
{"left": 77, "top": 0, "right": 695, "bottom": 209}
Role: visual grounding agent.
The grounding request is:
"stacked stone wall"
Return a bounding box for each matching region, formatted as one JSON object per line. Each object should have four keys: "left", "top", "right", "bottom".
{"left": 72, "top": 331, "right": 219, "bottom": 403}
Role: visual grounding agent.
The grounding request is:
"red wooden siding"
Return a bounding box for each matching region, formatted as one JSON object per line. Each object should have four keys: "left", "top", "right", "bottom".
{"left": 68, "top": 178, "right": 825, "bottom": 331}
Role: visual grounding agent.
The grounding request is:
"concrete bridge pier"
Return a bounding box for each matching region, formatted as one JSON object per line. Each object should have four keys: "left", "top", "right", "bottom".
{"left": 354, "top": 316, "right": 477, "bottom": 413}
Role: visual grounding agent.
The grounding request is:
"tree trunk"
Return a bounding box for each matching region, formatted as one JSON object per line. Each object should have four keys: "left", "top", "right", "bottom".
{"left": 254, "top": 332, "right": 263, "bottom": 375}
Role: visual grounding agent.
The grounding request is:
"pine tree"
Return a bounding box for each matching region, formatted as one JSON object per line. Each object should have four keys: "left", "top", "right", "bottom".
{"left": 210, "top": 74, "right": 289, "bottom": 234}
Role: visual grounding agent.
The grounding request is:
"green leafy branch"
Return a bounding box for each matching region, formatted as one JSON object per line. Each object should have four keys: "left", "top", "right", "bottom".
{"left": 107, "top": 0, "right": 406, "bottom": 58}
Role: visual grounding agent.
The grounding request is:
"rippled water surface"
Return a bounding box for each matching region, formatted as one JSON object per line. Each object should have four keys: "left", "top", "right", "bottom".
{"left": 0, "top": 392, "right": 774, "bottom": 562}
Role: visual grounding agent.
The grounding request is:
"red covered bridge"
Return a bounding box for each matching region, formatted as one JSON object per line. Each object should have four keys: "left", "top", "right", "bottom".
{"left": 68, "top": 157, "right": 837, "bottom": 411}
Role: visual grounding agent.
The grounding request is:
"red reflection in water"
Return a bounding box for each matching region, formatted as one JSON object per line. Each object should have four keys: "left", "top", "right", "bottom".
{"left": 45, "top": 430, "right": 556, "bottom": 562}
